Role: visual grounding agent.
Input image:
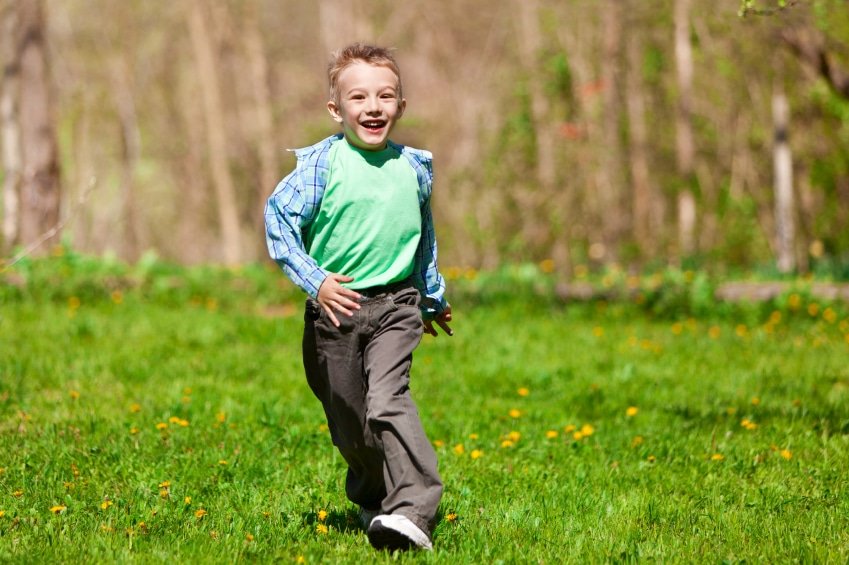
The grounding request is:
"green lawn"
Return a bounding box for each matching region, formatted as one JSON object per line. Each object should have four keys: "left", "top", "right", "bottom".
{"left": 1, "top": 263, "right": 849, "bottom": 562}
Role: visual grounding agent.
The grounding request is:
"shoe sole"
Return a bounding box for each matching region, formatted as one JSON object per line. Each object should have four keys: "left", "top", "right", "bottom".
{"left": 367, "top": 522, "right": 416, "bottom": 551}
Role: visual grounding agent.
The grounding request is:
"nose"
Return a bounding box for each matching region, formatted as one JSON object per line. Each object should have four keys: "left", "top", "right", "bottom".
{"left": 365, "top": 96, "right": 380, "bottom": 114}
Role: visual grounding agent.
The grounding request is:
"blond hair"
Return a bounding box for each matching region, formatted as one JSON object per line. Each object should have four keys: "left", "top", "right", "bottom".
{"left": 328, "top": 43, "right": 402, "bottom": 106}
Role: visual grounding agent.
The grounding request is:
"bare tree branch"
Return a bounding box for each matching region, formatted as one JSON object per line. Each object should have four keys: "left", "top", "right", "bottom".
{"left": 781, "top": 26, "right": 849, "bottom": 98}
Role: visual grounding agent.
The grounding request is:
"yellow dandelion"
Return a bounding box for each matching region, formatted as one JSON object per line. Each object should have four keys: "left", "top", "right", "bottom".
{"left": 631, "top": 436, "right": 644, "bottom": 448}
{"left": 468, "top": 433, "right": 479, "bottom": 440}
{"left": 708, "top": 326, "right": 721, "bottom": 339}
{"left": 710, "top": 453, "right": 725, "bottom": 461}
{"left": 545, "top": 430, "right": 558, "bottom": 439}
{"left": 726, "top": 407, "right": 737, "bottom": 415}
{"left": 317, "top": 510, "right": 328, "bottom": 522}
{"left": 68, "top": 296, "right": 81, "bottom": 310}
{"left": 671, "top": 322, "right": 684, "bottom": 335}
{"left": 12, "top": 490, "right": 22, "bottom": 498}
{"left": 807, "top": 303, "right": 819, "bottom": 317}
{"left": 563, "top": 424, "right": 576, "bottom": 433}
{"left": 625, "top": 406, "right": 638, "bottom": 417}
{"left": 517, "top": 387, "right": 529, "bottom": 397}
{"left": 592, "top": 326, "right": 605, "bottom": 338}
{"left": 177, "top": 418, "right": 189, "bottom": 427}
{"left": 101, "top": 500, "right": 113, "bottom": 510}
{"left": 181, "top": 396, "right": 191, "bottom": 404}
{"left": 500, "top": 440, "right": 514, "bottom": 448}
{"left": 195, "top": 508, "right": 207, "bottom": 519}
{"left": 129, "top": 426, "right": 139, "bottom": 435}
{"left": 69, "top": 390, "right": 80, "bottom": 400}
{"left": 315, "top": 523, "right": 328, "bottom": 534}
{"left": 0, "top": 510, "right": 6, "bottom": 518}
{"left": 184, "top": 496, "right": 192, "bottom": 505}
{"left": 155, "top": 422, "right": 168, "bottom": 431}
{"left": 780, "top": 449, "right": 792, "bottom": 460}
{"left": 453, "top": 444, "right": 465, "bottom": 455}
{"left": 245, "top": 533, "right": 255, "bottom": 542}
{"left": 0, "top": 468, "right": 4, "bottom": 474}
{"left": 50, "top": 505, "right": 67, "bottom": 514}
{"left": 446, "top": 512, "right": 458, "bottom": 522}
{"left": 111, "top": 290, "right": 123, "bottom": 304}
{"left": 735, "top": 324, "right": 748, "bottom": 338}
{"left": 433, "top": 439, "right": 445, "bottom": 448}
{"left": 751, "top": 397, "right": 761, "bottom": 406}
{"left": 787, "top": 293, "right": 801, "bottom": 310}
{"left": 539, "top": 258, "right": 555, "bottom": 273}
{"left": 168, "top": 416, "right": 181, "bottom": 424}
{"left": 627, "top": 336, "right": 639, "bottom": 346}
{"left": 470, "top": 450, "right": 483, "bottom": 460}
{"left": 160, "top": 489, "right": 169, "bottom": 499}
{"left": 823, "top": 308, "right": 837, "bottom": 324}
{"left": 509, "top": 408, "right": 522, "bottom": 419}
{"left": 572, "top": 431, "right": 584, "bottom": 441}
{"left": 216, "top": 412, "right": 226, "bottom": 423}
{"left": 647, "top": 455, "right": 656, "bottom": 463}
{"left": 507, "top": 431, "right": 521, "bottom": 442}
{"left": 218, "top": 460, "right": 228, "bottom": 466}
{"left": 296, "top": 556, "right": 306, "bottom": 564}
{"left": 580, "top": 424, "right": 595, "bottom": 436}
{"left": 318, "top": 423, "right": 329, "bottom": 432}
{"left": 63, "top": 482, "right": 74, "bottom": 490}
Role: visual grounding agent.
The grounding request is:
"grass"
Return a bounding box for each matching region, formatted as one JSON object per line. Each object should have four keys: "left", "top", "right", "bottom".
{"left": 1, "top": 256, "right": 849, "bottom": 562}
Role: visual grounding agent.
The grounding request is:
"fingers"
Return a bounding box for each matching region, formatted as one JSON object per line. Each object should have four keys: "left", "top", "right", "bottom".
{"left": 423, "top": 320, "right": 438, "bottom": 337}
{"left": 436, "top": 318, "right": 453, "bottom": 336}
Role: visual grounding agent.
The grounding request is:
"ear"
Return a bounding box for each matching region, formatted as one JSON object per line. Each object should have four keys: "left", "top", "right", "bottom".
{"left": 397, "top": 98, "right": 407, "bottom": 119}
{"left": 326, "top": 100, "right": 343, "bottom": 123}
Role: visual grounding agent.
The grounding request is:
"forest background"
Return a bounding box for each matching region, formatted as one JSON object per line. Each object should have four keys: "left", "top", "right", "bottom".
{"left": 2, "top": 0, "right": 849, "bottom": 279}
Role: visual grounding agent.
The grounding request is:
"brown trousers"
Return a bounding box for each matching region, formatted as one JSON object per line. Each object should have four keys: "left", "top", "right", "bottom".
{"left": 302, "top": 283, "right": 443, "bottom": 534}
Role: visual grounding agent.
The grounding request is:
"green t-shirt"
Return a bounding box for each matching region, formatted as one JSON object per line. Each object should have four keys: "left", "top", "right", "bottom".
{"left": 305, "top": 139, "right": 422, "bottom": 290}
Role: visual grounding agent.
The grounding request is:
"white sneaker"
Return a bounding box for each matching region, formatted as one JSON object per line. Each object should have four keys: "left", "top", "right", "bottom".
{"left": 358, "top": 506, "right": 380, "bottom": 529}
{"left": 367, "top": 514, "right": 433, "bottom": 551}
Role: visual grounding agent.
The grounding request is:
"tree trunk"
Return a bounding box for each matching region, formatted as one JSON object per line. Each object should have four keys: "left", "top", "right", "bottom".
{"left": 599, "top": 0, "right": 625, "bottom": 260}
{"left": 1, "top": 2, "right": 22, "bottom": 252}
{"left": 514, "top": 0, "right": 558, "bottom": 254}
{"left": 772, "top": 88, "right": 795, "bottom": 274}
{"left": 674, "top": 0, "right": 696, "bottom": 258}
{"left": 243, "top": 0, "right": 279, "bottom": 242}
{"left": 16, "top": 0, "right": 61, "bottom": 252}
{"left": 109, "top": 56, "right": 141, "bottom": 262}
{"left": 187, "top": 0, "right": 242, "bottom": 265}
{"left": 625, "top": 18, "right": 653, "bottom": 259}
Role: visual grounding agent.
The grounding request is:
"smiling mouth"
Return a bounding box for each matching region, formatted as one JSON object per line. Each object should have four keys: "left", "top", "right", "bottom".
{"left": 360, "top": 120, "right": 386, "bottom": 131}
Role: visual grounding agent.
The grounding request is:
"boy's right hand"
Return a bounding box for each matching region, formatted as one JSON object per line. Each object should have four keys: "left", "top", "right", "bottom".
{"left": 317, "top": 274, "right": 362, "bottom": 327}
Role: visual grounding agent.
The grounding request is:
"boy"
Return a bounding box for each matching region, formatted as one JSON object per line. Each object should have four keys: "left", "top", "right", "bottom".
{"left": 264, "top": 43, "right": 453, "bottom": 551}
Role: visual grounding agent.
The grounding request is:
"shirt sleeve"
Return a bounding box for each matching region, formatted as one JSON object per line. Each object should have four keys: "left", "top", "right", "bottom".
{"left": 264, "top": 167, "right": 328, "bottom": 298}
{"left": 413, "top": 192, "right": 448, "bottom": 319}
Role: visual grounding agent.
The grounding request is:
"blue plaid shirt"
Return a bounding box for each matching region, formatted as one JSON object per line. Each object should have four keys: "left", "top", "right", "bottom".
{"left": 265, "top": 134, "right": 448, "bottom": 317}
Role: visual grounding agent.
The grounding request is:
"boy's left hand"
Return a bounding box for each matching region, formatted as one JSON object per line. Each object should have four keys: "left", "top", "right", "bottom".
{"left": 424, "top": 306, "right": 453, "bottom": 337}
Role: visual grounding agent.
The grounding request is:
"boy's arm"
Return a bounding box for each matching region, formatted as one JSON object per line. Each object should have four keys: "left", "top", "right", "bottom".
{"left": 264, "top": 171, "right": 328, "bottom": 298}
{"left": 413, "top": 198, "right": 450, "bottom": 320}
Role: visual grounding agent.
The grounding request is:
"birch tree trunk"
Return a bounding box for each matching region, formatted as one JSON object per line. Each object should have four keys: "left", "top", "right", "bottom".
{"left": 674, "top": 0, "right": 696, "bottom": 258}
{"left": 772, "top": 88, "right": 795, "bottom": 273}
{"left": 1, "top": 2, "right": 21, "bottom": 251}
{"left": 187, "top": 0, "right": 242, "bottom": 265}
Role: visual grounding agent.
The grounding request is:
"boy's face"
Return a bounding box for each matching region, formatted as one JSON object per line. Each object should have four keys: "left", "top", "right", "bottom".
{"left": 327, "top": 62, "right": 405, "bottom": 151}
